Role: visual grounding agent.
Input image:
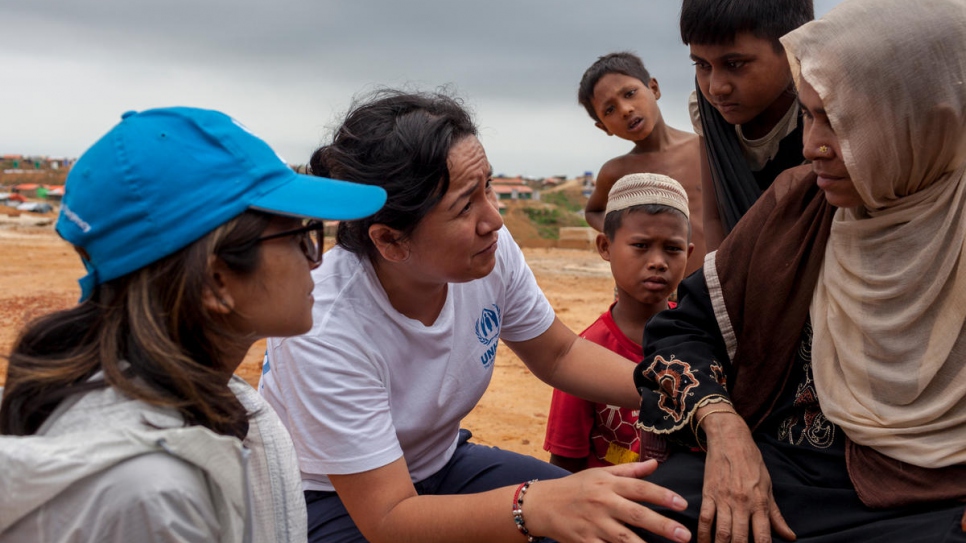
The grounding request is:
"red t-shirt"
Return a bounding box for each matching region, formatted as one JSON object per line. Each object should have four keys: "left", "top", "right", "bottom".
{"left": 543, "top": 303, "right": 673, "bottom": 467}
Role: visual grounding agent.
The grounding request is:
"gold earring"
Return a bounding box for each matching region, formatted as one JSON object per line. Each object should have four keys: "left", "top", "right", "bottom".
{"left": 818, "top": 145, "right": 830, "bottom": 155}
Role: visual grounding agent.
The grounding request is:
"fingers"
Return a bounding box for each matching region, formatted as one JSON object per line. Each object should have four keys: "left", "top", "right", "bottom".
{"left": 697, "top": 497, "right": 716, "bottom": 543}
{"left": 618, "top": 501, "right": 692, "bottom": 543}
{"left": 716, "top": 498, "right": 782, "bottom": 543}
{"left": 768, "top": 500, "right": 796, "bottom": 541}
{"left": 568, "top": 515, "right": 688, "bottom": 543}
{"left": 700, "top": 497, "right": 779, "bottom": 543}
{"left": 615, "top": 476, "right": 688, "bottom": 512}
{"left": 604, "top": 457, "right": 661, "bottom": 478}
{"left": 751, "top": 509, "right": 772, "bottom": 543}
{"left": 698, "top": 504, "right": 759, "bottom": 543}
{"left": 715, "top": 504, "right": 734, "bottom": 543}
{"left": 591, "top": 464, "right": 691, "bottom": 543}
{"left": 604, "top": 461, "right": 688, "bottom": 512}
{"left": 701, "top": 500, "right": 792, "bottom": 543}
{"left": 537, "top": 467, "right": 692, "bottom": 543}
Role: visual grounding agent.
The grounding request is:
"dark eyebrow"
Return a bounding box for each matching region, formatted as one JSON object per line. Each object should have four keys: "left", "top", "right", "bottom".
{"left": 691, "top": 52, "right": 754, "bottom": 62}
{"left": 721, "top": 52, "right": 753, "bottom": 60}
{"left": 447, "top": 175, "right": 486, "bottom": 212}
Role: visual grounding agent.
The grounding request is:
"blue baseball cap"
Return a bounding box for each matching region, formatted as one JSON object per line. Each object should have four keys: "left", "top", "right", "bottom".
{"left": 56, "top": 107, "right": 387, "bottom": 300}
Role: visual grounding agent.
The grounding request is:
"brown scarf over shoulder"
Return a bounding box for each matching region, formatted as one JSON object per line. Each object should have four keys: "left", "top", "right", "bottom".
{"left": 712, "top": 164, "right": 831, "bottom": 430}
{"left": 714, "top": 166, "right": 966, "bottom": 509}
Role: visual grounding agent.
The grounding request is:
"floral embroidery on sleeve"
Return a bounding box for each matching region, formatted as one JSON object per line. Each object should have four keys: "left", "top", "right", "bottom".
{"left": 710, "top": 360, "right": 728, "bottom": 388}
{"left": 646, "top": 355, "right": 698, "bottom": 424}
{"left": 636, "top": 354, "right": 732, "bottom": 442}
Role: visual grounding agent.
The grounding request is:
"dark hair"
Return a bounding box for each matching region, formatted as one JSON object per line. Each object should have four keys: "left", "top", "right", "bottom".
{"left": 578, "top": 52, "right": 652, "bottom": 122}
{"left": 309, "top": 89, "right": 478, "bottom": 261}
{"left": 680, "top": 0, "right": 814, "bottom": 51}
{"left": 603, "top": 204, "right": 691, "bottom": 241}
{"left": 0, "top": 211, "right": 273, "bottom": 438}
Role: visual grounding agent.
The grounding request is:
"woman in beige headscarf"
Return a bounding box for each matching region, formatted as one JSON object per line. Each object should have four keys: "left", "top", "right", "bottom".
{"left": 633, "top": 0, "right": 966, "bottom": 540}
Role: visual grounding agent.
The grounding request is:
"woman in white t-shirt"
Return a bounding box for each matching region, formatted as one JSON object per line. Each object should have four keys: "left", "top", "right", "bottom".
{"left": 260, "top": 90, "right": 691, "bottom": 543}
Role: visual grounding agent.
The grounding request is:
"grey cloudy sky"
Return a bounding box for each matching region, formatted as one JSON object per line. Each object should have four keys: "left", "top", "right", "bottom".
{"left": 3, "top": 0, "right": 841, "bottom": 178}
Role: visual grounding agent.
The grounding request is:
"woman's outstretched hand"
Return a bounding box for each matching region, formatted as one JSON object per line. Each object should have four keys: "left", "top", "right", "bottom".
{"left": 699, "top": 411, "right": 796, "bottom": 543}
{"left": 522, "top": 459, "right": 691, "bottom": 543}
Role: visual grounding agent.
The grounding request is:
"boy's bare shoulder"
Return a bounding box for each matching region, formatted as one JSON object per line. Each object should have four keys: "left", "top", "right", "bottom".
{"left": 667, "top": 126, "right": 700, "bottom": 151}
{"left": 600, "top": 130, "right": 699, "bottom": 178}
{"left": 597, "top": 154, "right": 635, "bottom": 183}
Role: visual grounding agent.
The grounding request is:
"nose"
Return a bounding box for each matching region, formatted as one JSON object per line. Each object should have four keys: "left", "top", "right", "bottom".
{"left": 647, "top": 252, "right": 668, "bottom": 271}
{"left": 619, "top": 100, "right": 634, "bottom": 118}
{"left": 708, "top": 70, "right": 731, "bottom": 98}
{"left": 802, "top": 120, "right": 834, "bottom": 162}
{"left": 479, "top": 193, "right": 504, "bottom": 235}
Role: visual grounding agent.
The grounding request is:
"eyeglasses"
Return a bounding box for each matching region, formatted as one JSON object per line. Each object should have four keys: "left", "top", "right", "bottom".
{"left": 255, "top": 220, "right": 326, "bottom": 264}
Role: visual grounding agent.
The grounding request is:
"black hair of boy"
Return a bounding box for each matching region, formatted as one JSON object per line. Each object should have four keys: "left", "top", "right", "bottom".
{"left": 578, "top": 52, "right": 651, "bottom": 122}
{"left": 603, "top": 204, "right": 691, "bottom": 241}
{"left": 680, "top": 0, "right": 814, "bottom": 51}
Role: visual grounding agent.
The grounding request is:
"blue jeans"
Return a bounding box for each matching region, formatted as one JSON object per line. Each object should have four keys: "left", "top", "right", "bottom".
{"left": 305, "top": 429, "right": 569, "bottom": 543}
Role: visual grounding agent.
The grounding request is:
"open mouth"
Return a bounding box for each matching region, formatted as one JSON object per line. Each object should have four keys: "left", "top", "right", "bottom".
{"left": 628, "top": 117, "right": 643, "bottom": 131}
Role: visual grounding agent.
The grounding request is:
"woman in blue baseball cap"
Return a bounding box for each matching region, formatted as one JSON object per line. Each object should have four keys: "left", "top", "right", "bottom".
{"left": 0, "top": 107, "right": 386, "bottom": 542}
{"left": 261, "top": 90, "right": 692, "bottom": 543}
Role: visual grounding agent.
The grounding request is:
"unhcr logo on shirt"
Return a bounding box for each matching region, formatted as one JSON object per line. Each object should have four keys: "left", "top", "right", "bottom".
{"left": 475, "top": 304, "right": 502, "bottom": 368}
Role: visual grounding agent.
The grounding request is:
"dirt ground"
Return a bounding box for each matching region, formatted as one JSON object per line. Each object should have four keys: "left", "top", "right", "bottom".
{"left": 0, "top": 218, "right": 613, "bottom": 461}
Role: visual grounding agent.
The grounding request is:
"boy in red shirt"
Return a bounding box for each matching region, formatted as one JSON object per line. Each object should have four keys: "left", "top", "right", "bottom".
{"left": 544, "top": 173, "right": 693, "bottom": 471}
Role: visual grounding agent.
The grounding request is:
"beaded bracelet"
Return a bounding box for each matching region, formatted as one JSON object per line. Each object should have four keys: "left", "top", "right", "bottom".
{"left": 512, "top": 479, "right": 543, "bottom": 542}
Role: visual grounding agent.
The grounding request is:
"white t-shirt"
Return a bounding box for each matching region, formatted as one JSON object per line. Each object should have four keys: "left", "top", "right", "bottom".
{"left": 259, "top": 227, "right": 555, "bottom": 492}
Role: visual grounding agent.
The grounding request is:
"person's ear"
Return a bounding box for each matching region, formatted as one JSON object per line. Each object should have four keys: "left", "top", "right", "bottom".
{"left": 649, "top": 78, "right": 661, "bottom": 100}
{"left": 596, "top": 232, "right": 612, "bottom": 261}
{"left": 594, "top": 121, "right": 613, "bottom": 136}
{"left": 687, "top": 242, "right": 695, "bottom": 259}
{"left": 369, "top": 223, "right": 410, "bottom": 262}
{"left": 202, "top": 255, "right": 236, "bottom": 315}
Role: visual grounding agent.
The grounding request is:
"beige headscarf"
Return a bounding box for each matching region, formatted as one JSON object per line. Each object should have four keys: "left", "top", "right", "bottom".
{"left": 782, "top": 0, "right": 966, "bottom": 468}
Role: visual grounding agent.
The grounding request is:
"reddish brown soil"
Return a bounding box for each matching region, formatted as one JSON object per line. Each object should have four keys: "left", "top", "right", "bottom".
{"left": 0, "top": 222, "right": 613, "bottom": 460}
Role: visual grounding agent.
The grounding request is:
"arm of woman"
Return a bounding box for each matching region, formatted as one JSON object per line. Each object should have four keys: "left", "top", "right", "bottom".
{"left": 503, "top": 316, "right": 640, "bottom": 409}
{"left": 330, "top": 456, "right": 691, "bottom": 543}
{"left": 637, "top": 271, "right": 794, "bottom": 543}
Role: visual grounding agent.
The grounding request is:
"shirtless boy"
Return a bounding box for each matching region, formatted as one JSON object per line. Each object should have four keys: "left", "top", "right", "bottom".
{"left": 580, "top": 52, "right": 705, "bottom": 276}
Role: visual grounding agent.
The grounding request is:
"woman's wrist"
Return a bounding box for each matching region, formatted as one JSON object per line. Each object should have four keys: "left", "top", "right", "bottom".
{"left": 512, "top": 480, "right": 544, "bottom": 542}
{"left": 691, "top": 403, "right": 740, "bottom": 448}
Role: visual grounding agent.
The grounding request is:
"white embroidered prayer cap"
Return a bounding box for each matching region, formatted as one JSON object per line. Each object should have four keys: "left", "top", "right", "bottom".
{"left": 604, "top": 173, "right": 689, "bottom": 219}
